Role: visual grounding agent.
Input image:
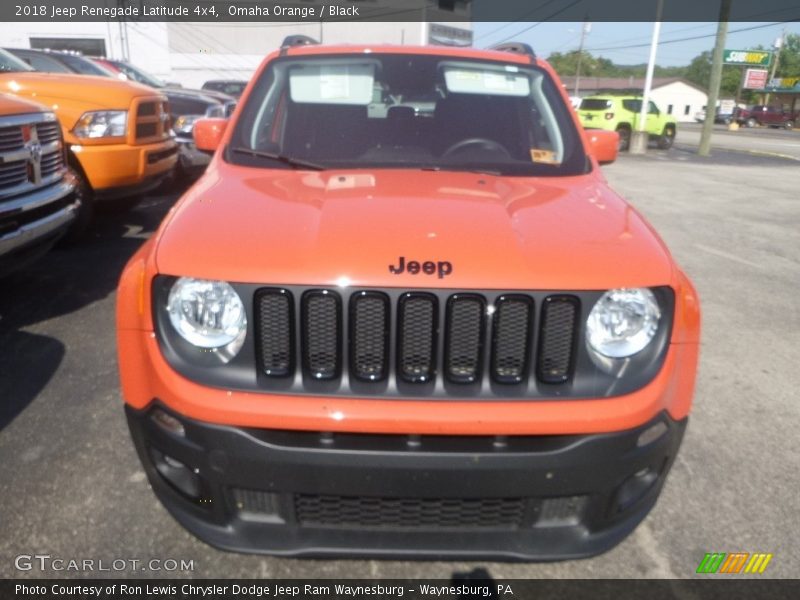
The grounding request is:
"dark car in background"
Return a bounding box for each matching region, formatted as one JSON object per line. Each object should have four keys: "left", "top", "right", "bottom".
{"left": 734, "top": 104, "right": 796, "bottom": 129}
{"left": 6, "top": 48, "right": 121, "bottom": 79}
{"left": 201, "top": 79, "right": 247, "bottom": 98}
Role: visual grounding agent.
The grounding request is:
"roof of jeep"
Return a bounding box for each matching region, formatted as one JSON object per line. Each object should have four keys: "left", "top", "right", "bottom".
{"left": 276, "top": 44, "right": 538, "bottom": 66}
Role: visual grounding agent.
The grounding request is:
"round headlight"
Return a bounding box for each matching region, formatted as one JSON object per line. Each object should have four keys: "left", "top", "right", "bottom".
{"left": 586, "top": 288, "right": 660, "bottom": 358}
{"left": 167, "top": 278, "right": 247, "bottom": 352}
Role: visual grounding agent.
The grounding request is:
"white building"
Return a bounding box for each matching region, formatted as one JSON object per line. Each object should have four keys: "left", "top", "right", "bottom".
{"left": 0, "top": 19, "right": 472, "bottom": 89}
{"left": 562, "top": 76, "right": 709, "bottom": 123}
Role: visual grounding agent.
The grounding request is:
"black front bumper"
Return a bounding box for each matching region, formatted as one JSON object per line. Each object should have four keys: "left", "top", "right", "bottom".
{"left": 125, "top": 403, "right": 686, "bottom": 560}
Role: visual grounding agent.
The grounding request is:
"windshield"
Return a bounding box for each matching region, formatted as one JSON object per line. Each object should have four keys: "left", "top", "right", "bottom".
{"left": 113, "top": 61, "right": 165, "bottom": 88}
{"left": 0, "top": 48, "right": 34, "bottom": 73}
{"left": 56, "top": 53, "right": 116, "bottom": 77}
{"left": 228, "top": 54, "right": 587, "bottom": 176}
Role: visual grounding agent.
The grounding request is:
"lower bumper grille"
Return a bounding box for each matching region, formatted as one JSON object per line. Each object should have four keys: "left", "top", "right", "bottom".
{"left": 295, "top": 494, "right": 527, "bottom": 530}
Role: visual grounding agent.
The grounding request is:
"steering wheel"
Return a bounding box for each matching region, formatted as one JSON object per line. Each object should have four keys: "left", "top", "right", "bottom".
{"left": 442, "top": 137, "right": 511, "bottom": 159}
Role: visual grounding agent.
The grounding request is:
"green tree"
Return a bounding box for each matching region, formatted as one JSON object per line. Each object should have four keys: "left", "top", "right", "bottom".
{"left": 683, "top": 50, "right": 742, "bottom": 97}
{"left": 776, "top": 33, "right": 800, "bottom": 78}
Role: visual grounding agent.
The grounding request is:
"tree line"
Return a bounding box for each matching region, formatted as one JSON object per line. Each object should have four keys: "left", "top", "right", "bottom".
{"left": 547, "top": 33, "right": 800, "bottom": 101}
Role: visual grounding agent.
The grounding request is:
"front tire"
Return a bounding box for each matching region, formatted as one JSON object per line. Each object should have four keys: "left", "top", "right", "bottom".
{"left": 657, "top": 125, "right": 675, "bottom": 149}
{"left": 616, "top": 126, "right": 631, "bottom": 152}
{"left": 746, "top": 117, "right": 757, "bottom": 128}
{"left": 59, "top": 167, "right": 93, "bottom": 244}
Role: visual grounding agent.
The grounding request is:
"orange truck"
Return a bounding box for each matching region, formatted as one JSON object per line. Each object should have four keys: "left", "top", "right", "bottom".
{"left": 0, "top": 93, "right": 78, "bottom": 274}
{"left": 117, "top": 39, "right": 700, "bottom": 560}
{"left": 0, "top": 49, "right": 176, "bottom": 236}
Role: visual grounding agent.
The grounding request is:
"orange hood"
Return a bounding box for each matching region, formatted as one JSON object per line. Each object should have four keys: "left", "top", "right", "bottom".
{"left": 0, "top": 72, "right": 161, "bottom": 132}
{"left": 155, "top": 163, "right": 674, "bottom": 290}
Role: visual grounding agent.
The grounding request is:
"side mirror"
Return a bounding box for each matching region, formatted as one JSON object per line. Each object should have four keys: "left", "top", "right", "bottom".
{"left": 193, "top": 118, "right": 228, "bottom": 153}
{"left": 586, "top": 129, "right": 619, "bottom": 165}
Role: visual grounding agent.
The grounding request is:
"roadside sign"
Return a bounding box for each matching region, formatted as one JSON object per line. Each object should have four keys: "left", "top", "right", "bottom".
{"left": 723, "top": 49, "right": 772, "bottom": 66}
{"left": 743, "top": 69, "right": 769, "bottom": 90}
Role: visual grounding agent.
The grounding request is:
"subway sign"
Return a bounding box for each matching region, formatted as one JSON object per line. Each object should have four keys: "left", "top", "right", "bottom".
{"left": 723, "top": 49, "right": 772, "bottom": 66}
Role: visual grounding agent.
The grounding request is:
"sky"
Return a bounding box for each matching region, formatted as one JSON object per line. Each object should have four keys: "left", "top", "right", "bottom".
{"left": 472, "top": 22, "right": 800, "bottom": 67}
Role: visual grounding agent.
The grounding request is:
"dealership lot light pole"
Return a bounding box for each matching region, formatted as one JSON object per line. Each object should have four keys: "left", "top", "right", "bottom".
{"left": 629, "top": 0, "right": 663, "bottom": 155}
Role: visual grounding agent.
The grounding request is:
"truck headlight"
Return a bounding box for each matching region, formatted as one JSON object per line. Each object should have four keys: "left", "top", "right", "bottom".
{"left": 586, "top": 288, "right": 660, "bottom": 358}
{"left": 173, "top": 114, "right": 200, "bottom": 135}
{"left": 73, "top": 110, "right": 127, "bottom": 138}
{"left": 167, "top": 278, "right": 247, "bottom": 357}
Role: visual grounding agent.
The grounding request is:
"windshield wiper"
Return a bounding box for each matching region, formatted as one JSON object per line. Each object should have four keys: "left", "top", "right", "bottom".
{"left": 421, "top": 165, "right": 503, "bottom": 176}
{"left": 229, "top": 147, "right": 325, "bottom": 171}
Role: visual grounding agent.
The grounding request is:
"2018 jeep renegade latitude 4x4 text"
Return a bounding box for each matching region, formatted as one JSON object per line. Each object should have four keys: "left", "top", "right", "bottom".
{"left": 117, "top": 41, "right": 700, "bottom": 560}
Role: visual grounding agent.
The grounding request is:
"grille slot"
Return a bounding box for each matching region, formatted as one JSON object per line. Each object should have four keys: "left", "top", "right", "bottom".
{"left": 350, "top": 291, "right": 390, "bottom": 382}
{"left": 0, "top": 161, "right": 27, "bottom": 188}
{"left": 491, "top": 295, "right": 534, "bottom": 384}
{"left": 35, "top": 121, "right": 61, "bottom": 144}
{"left": 537, "top": 296, "right": 579, "bottom": 383}
{"left": 295, "top": 494, "right": 526, "bottom": 530}
{"left": 444, "top": 294, "right": 485, "bottom": 383}
{"left": 255, "top": 289, "right": 294, "bottom": 377}
{"left": 301, "top": 290, "right": 341, "bottom": 380}
{"left": 136, "top": 123, "right": 158, "bottom": 138}
{"left": 40, "top": 151, "right": 63, "bottom": 178}
{"left": 397, "top": 293, "right": 437, "bottom": 383}
{"left": 0, "top": 126, "right": 24, "bottom": 152}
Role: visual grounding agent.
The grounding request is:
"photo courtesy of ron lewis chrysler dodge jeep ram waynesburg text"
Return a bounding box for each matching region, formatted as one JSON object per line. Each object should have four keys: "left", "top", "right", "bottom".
{"left": 116, "top": 39, "right": 700, "bottom": 560}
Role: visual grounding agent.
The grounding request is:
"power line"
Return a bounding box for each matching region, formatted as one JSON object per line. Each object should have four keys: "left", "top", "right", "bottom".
{"left": 584, "top": 21, "right": 793, "bottom": 53}
{"left": 493, "top": 0, "right": 584, "bottom": 46}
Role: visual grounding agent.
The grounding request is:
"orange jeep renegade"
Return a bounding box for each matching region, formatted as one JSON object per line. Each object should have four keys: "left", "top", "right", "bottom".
{"left": 117, "top": 39, "right": 700, "bottom": 560}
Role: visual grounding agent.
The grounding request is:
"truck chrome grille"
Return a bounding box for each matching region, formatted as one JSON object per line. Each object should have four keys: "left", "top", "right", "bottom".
{"left": 0, "top": 114, "right": 64, "bottom": 199}
{"left": 254, "top": 287, "right": 581, "bottom": 396}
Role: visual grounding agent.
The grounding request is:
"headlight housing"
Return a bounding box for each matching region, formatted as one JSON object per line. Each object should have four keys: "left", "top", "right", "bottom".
{"left": 167, "top": 278, "right": 247, "bottom": 359}
{"left": 586, "top": 288, "right": 661, "bottom": 358}
{"left": 173, "top": 114, "right": 201, "bottom": 135}
{"left": 73, "top": 110, "right": 127, "bottom": 138}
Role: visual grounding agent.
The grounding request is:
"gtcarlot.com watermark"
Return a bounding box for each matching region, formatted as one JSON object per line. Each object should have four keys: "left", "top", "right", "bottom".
{"left": 14, "top": 554, "right": 195, "bottom": 573}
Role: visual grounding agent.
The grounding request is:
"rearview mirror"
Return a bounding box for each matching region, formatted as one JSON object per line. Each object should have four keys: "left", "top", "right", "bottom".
{"left": 586, "top": 129, "right": 619, "bottom": 165}
{"left": 193, "top": 118, "right": 228, "bottom": 153}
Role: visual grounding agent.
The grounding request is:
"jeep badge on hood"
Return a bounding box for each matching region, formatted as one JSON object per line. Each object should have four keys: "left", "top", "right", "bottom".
{"left": 389, "top": 256, "right": 453, "bottom": 279}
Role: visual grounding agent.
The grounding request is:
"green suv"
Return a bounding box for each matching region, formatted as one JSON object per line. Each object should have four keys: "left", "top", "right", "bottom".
{"left": 578, "top": 95, "right": 677, "bottom": 151}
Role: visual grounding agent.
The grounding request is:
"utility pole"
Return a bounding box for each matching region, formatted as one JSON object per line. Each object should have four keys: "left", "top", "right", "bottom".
{"left": 698, "top": 0, "right": 732, "bottom": 157}
{"left": 764, "top": 29, "right": 785, "bottom": 105}
{"left": 574, "top": 20, "right": 591, "bottom": 97}
{"left": 629, "top": 0, "right": 663, "bottom": 155}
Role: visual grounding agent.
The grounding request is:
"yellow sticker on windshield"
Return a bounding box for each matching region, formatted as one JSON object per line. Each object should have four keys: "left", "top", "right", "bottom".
{"left": 530, "top": 149, "right": 559, "bottom": 164}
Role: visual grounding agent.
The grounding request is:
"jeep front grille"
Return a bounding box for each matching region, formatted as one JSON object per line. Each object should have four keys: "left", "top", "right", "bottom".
{"left": 253, "top": 287, "right": 581, "bottom": 396}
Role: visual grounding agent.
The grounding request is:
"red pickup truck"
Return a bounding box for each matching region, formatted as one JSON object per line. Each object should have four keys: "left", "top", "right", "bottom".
{"left": 734, "top": 105, "right": 796, "bottom": 129}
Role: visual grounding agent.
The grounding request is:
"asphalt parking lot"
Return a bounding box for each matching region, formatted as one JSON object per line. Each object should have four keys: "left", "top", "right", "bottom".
{"left": 1, "top": 131, "right": 799, "bottom": 579}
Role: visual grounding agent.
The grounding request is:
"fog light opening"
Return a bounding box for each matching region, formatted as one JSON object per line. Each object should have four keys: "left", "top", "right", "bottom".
{"left": 614, "top": 466, "right": 660, "bottom": 513}
{"left": 149, "top": 447, "right": 201, "bottom": 500}
{"left": 151, "top": 408, "right": 186, "bottom": 437}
